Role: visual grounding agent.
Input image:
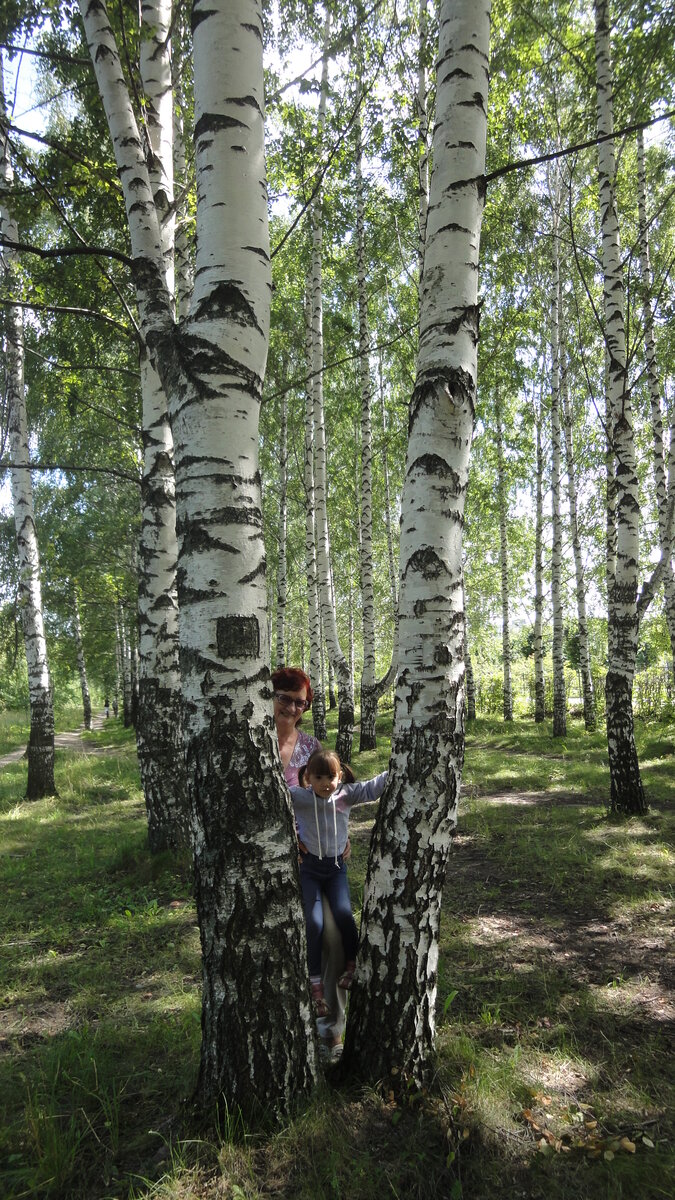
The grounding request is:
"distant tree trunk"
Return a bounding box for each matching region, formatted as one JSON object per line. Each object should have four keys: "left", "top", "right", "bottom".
{"left": 533, "top": 386, "right": 546, "bottom": 722}
{"left": 310, "top": 11, "right": 354, "bottom": 762}
{"left": 355, "top": 72, "right": 393, "bottom": 750}
{"left": 549, "top": 179, "right": 567, "bottom": 737}
{"left": 303, "top": 289, "right": 326, "bottom": 741}
{"left": 276, "top": 386, "right": 288, "bottom": 667}
{"left": 72, "top": 584, "right": 92, "bottom": 731}
{"left": 342, "top": 0, "right": 490, "bottom": 1085}
{"left": 328, "top": 658, "right": 337, "bottom": 709}
{"left": 415, "top": 0, "right": 430, "bottom": 282}
{"left": 637, "top": 128, "right": 675, "bottom": 679}
{"left": 595, "top": 0, "right": 645, "bottom": 813}
{"left": 379, "top": 359, "right": 399, "bottom": 616}
{"left": 562, "top": 363, "right": 596, "bottom": 730}
{"left": 1, "top": 63, "right": 56, "bottom": 799}
{"left": 463, "top": 582, "right": 476, "bottom": 722}
{"left": 495, "top": 395, "right": 513, "bottom": 721}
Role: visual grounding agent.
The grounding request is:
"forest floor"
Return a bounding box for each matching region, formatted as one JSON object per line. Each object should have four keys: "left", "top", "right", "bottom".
{"left": 0, "top": 708, "right": 673, "bottom": 1199}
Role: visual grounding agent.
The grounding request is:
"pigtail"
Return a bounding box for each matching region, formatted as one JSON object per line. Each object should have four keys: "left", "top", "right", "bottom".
{"left": 340, "top": 761, "right": 356, "bottom": 784}
{"left": 298, "top": 763, "right": 307, "bottom": 787}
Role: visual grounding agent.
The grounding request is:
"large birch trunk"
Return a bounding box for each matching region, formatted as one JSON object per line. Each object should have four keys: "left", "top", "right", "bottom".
{"left": 80, "top": 0, "right": 316, "bottom": 1116}
{"left": 637, "top": 128, "right": 675, "bottom": 678}
{"left": 342, "top": 0, "right": 490, "bottom": 1085}
{"left": 594, "top": 0, "right": 645, "bottom": 813}
{"left": 1, "top": 64, "right": 56, "bottom": 799}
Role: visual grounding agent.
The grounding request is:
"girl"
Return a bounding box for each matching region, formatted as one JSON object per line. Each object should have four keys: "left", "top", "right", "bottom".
{"left": 290, "top": 748, "right": 387, "bottom": 1016}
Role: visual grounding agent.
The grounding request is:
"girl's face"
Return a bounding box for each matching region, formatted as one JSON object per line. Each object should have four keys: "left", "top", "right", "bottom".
{"left": 305, "top": 767, "right": 342, "bottom": 798}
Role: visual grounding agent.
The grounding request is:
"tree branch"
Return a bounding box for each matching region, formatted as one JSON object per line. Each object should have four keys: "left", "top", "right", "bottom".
{"left": 0, "top": 297, "right": 134, "bottom": 337}
{"left": 0, "top": 459, "right": 140, "bottom": 483}
{"left": 0, "top": 235, "right": 133, "bottom": 266}
{"left": 486, "top": 109, "right": 675, "bottom": 184}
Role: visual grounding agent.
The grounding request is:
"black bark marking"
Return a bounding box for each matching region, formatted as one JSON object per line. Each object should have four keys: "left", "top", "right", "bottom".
{"left": 191, "top": 6, "right": 218, "bottom": 33}
{"left": 195, "top": 112, "right": 246, "bottom": 138}
{"left": 191, "top": 281, "right": 262, "bottom": 334}
{"left": 403, "top": 547, "right": 450, "bottom": 582}
{"left": 217, "top": 615, "right": 260, "bottom": 659}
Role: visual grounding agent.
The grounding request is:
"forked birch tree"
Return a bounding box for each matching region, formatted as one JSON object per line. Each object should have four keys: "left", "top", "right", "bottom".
{"left": 1, "top": 57, "right": 56, "bottom": 799}
{"left": 342, "top": 0, "right": 490, "bottom": 1084}
{"left": 79, "top": 0, "right": 316, "bottom": 1116}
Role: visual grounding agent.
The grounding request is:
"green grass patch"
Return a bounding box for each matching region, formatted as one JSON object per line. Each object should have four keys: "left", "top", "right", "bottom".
{"left": 0, "top": 708, "right": 672, "bottom": 1198}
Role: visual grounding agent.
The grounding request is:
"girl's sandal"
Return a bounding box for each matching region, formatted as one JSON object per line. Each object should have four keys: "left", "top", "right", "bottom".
{"left": 337, "top": 962, "right": 356, "bottom": 990}
{"left": 311, "top": 981, "right": 329, "bottom": 1017}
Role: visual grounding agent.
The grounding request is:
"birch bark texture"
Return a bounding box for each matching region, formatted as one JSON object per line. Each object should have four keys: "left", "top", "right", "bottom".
{"left": 341, "top": 0, "right": 490, "bottom": 1084}
{"left": 1, "top": 60, "right": 56, "bottom": 799}
{"left": 636, "top": 128, "right": 675, "bottom": 679}
{"left": 72, "top": 584, "right": 92, "bottom": 731}
{"left": 594, "top": 0, "right": 645, "bottom": 813}
{"left": 135, "top": 0, "right": 189, "bottom": 853}
{"left": 79, "top": 0, "right": 317, "bottom": 1116}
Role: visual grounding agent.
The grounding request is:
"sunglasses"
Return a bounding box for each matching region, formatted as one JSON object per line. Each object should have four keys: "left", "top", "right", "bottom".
{"left": 273, "top": 692, "right": 310, "bottom": 711}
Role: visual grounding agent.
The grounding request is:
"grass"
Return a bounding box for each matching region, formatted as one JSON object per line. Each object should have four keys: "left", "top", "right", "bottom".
{"left": 0, "top": 706, "right": 673, "bottom": 1199}
{"left": 0, "top": 707, "right": 98, "bottom": 757}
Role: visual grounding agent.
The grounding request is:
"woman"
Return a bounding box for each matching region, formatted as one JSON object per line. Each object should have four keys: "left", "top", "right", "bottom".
{"left": 272, "top": 666, "right": 346, "bottom": 1060}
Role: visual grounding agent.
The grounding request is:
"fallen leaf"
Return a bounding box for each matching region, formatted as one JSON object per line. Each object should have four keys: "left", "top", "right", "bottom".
{"left": 604, "top": 1150, "right": 614, "bottom": 1161}
{"left": 619, "top": 1138, "right": 636, "bottom": 1154}
{"left": 642, "top": 1136, "right": 654, "bottom": 1149}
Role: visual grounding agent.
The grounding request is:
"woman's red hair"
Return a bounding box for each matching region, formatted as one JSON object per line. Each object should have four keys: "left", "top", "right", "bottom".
{"left": 271, "top": 666, "right": 314, "bottom": 708}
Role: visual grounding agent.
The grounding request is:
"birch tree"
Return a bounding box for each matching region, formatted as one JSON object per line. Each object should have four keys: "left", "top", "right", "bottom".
{"left": 595, "top": 0, "right": 645, "bottom": 813}
{"left": 134, "top": 0, "right": 188, "bottom": 852}
{"left": 495, "top": 393, "right": 513, "bottom": 721}
{"left": 636, "top": 128, "right": 675, "bottom": 679}
{"left": 71, "top": 582, "right": 92, "bottom": 730}
{"left": 79, "top": 0, "right": 316, "bottom": 1116}
{"left": 1, "top": 56, "right": 56, "bottom": 799}
{"left": 533, "top": 381, "right": 546, "bottom": 722}
{"left": 549, "top": 172, "right": 567, "bottom": 738}
{"left": 342, "top": 0, "right": 490, "bottom": 1084}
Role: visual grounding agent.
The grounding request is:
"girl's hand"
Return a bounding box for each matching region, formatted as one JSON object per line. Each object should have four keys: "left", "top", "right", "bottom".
{"left": 343, "top": 838, "right": 352, "bottom": 863}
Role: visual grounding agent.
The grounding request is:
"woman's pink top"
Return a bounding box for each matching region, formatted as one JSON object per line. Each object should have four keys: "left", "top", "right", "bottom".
{"left": 284, "top": 728, "right": 322, "bottom": 787}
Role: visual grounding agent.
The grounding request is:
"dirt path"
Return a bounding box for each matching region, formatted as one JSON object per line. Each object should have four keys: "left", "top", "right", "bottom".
{"left": 0, "top": 711, "right": 111, "bottom": 769}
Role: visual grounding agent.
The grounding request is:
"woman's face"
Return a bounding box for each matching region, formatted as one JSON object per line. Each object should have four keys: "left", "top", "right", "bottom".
{"left": 273, "top": 685, "right": 309, "bottom": 728}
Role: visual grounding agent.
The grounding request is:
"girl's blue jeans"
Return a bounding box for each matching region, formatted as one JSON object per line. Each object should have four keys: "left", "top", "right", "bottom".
{"left": 299, "top": 852, "right": 358, "bottom": 977}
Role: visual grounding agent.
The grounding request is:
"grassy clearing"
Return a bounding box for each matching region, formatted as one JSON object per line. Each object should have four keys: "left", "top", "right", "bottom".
{"left": 0, "top": 709, "right": 672, "bottom": 1199}
{"left": 0, "top": 707, "right": 98, "bottom": 757}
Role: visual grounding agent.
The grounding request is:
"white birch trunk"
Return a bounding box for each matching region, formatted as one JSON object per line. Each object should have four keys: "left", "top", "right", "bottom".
{"left": 80, "top": 0, "right": 316, "bottom": 1114}
{"left": 595, "top": 0, "right": 645, "bottom": 813}
{"left": 71, "top": 584, "right": 92, "bottom": 730}
{"left": 533, "top": 389, "right": 546, "bottom": 722}
{"left": 549, "top": 183, "right": 567, "bottom": 737}
{"left": 342, "top": 0, "right": 490, "bottom": 1085}
{"left": 495, "top": 396, "right": 513, "bottom": 721}
{"left": 562, "top": 369, "right": 596, "bottom": 731}
{"left": 1, "top": 64, "right": 56, "bottom": 799}
{"left": 637, "top": 128, "right": 675, "bottom": 677}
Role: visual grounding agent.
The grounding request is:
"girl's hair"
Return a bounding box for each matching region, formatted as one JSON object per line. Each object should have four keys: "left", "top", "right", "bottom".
{"left": 299, "top": 749, "right": 356, "bottom": 787}
{"left": 271, "top": 666, "right": 313, "bottom": 709}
